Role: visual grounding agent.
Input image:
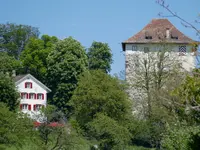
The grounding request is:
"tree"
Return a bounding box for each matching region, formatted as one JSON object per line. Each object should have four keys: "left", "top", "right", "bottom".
{"left": 20, "top": 35, "right": 58, "bottom": 83}
{"left": 172, "top": 70, "right": 200, "bottom": 123}
{"left": 87, "top": 113, "right": 131, "bottom": 150}
{"left": 0, "top": 73, "right": 19, "bottom": 111}
{"left": 46, "top": 37, "right": 88, "bottom": 115}
{"left": 156, "top": 0, "right": 200, "bottom": 37}
{"left": 161, "top": 123, "right": 200, "bottom": 150}
{"left": 126, "top": 44, "right": 183, "bottom": 119}
{"left": 0, "top": 52, "right": 21, "bottom": 73}
{"left": 0, "top": 103, "right": 33, "bottom": 149}
{"left": 87, "top": 41, "right": 113, "bottom": 73}
{"left": 70, "top": 70, "right": 131, "bottom": 126}
{"left": 0, "top": 23, "right": 40, "bottom": 60}
{"left": 70, "top": 70, "right": 132, "bottom": 149}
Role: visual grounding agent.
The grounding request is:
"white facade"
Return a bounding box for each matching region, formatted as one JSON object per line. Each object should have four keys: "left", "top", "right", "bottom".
{"left": 124, "top": 43, "right": 196, "bottom": 118}
{"left": 125, "top": 43, "right": 195, "bottom": 72}
{"left": 15, "top": 74, "right": 51, "bottom": 120}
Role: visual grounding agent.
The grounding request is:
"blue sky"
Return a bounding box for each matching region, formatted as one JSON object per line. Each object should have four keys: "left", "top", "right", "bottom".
{"left": 0, "top": 0, "right": 199, "bottom": 75}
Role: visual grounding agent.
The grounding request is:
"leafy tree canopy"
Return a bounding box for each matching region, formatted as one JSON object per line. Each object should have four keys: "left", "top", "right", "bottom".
{"left": 0, "top": 73, "right": 19, "bottom": 111}
{"left": 0, "top": 23, "right": 39, "bottom": 59}
{"left": 46, "top": 36, "right": 88, "bottom": 115}
{"left": 0, "top": 103, "right": 33, "bottom": 149}
{"left": 70, "top": 70, "right": 131, "bottom": 126}
{"left": 87, "top": 41, "right": 112, "bottom": 73}
{"left": 20, "top": 35, "right": 58, "bottom": 83}
{"left": 0, "top": 52, "right": 21, "bottom": 73}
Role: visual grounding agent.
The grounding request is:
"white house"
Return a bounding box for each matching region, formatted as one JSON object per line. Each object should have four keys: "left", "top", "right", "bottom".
{"left": 14, "top": 74, "right": 51, "bottom": 119}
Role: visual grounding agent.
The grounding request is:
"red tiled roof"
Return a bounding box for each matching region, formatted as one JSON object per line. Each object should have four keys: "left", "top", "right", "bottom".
{"left": 122, "top": 19, "right": 195, "bottom": 45}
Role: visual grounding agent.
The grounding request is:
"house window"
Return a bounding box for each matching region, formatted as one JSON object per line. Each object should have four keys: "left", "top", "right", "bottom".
{"left": 25, "top": 82, "right": 32, "bottom": 88}
{"left": 179, "top": 45, "right": 186, "bottom": 56}
{"left": 20, "top": 104, "right": 31, "bottom": 110}
{"left": 144, "top": 47, "right": 149, "bottom": 53}
{"left": 22, "top": 104, "right": 28, "bottom": 110}
{"left": 29, "top": 93, "right": 36, "bottom": 99}
{"left": 21, "top": 93, "right": 28, "bottom": 99}
{"left": 34, "top": 104, "right": 43, "bottom": 111}
{"left": 37, "top": 93, "right": 44, "bottom": 100}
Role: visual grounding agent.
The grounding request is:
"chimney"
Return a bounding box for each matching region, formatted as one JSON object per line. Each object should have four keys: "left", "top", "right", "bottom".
{"left": 12, "top": 70, "right": 16, "bottom": 77}
{"left": 166, "top": 28, "right": 170, "bottom": 39}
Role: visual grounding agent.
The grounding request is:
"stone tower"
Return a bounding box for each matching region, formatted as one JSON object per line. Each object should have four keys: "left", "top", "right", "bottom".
{"left": 121, "top": 19, "right": 197, "bottom": 117}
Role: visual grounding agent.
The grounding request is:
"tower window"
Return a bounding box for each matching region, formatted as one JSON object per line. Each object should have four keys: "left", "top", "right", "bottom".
{"left": 179, "top": 45, "right": 186, "bottom": 56}
{"left": 132, "top": 45, "right": 138, "bottom": 51}
{"left": 144, "top": 47, "right": 149, "bottom": 53}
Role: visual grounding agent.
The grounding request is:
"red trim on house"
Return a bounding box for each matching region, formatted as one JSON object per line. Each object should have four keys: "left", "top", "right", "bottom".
{"left": 25, "top": 82, "right": 27, "bottom": 88}
{"left": 34, "top": 93, "right": 37, "bottom": 99}
{"left": 26, "top": 93, "right": 29, "bottom": 99}
{"left": 28, "top": 105, "right": 31, "bottom": 110}
{"left": 33, "top": 122, "right": 64, "bottom": 127}
{"left": 33, "top": 105, "right": 36, "bottom": 111}
{"left": 20, "top": 104, "right": 22, "bottom": 110}
{"left": 42, "top": 94, "right": 44, "bottom": 100}
{"left": 30, "top": 83, "right": 32, "bottom": 88}
{"left": 21, "top": 93, "right": 23, "bottom": 98}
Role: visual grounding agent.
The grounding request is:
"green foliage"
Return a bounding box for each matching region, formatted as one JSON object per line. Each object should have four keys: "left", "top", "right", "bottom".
{"left": 70, "top": 70, "right": 132, "bottom": 149}
{"left": 0, "top": 52, "right": 21, "bottom": 73}
{"left": 71, "top": 70, "right": 131, "bottom": 126}
{"left": 0, "top": 23, "right": 39, "bottom": 59}
{"left": 87, "top": 41, "right": 112, "bottom": 73}
{"left": 0, "top": 103, "right": 33, "bottom": 149}
{"left": 46, "top": 36, "right": 88, "bottom": 115}
{"left": 20, "top": 35, "right": 58, "bottom": 83}
{"left": 87, "top": 113, "right": 131, "bottom": 150}
{"left": 0, "top": 73, "right": 19, "bottom": 111}
{"left": 172, "top": 71, "right": 200, "bottom": 123}
{"left": 161, "top": 124, "right": 200, "bottom": 150}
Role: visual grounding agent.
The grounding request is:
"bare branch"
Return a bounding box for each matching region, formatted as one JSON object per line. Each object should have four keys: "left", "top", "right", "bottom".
{"left": 156, "top": 0, "right": 200, "bottom": 35}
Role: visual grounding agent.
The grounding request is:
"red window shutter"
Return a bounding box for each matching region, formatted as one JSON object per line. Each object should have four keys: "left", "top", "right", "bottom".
{"left": 33, "top": 105, "right": 36, "bottom": 111}
{"left": 34, "top": 94, "right": 37, "bottom": 99}
{"left": 37, "top": 94, "right": 39, "bottom": 99}
{"left": 20, "top": 104, "right": 22, "bottom": 110}
{"left": 25, "top": 82, "right": 27, "bottom": 88}
{"left": 26, "top": 93, "right": 29, "bottom": 99}
{"left": 30, "top": 83, "right": 32, "bottom": 88}
{"left": 29, "top": 93, "right": 31, "bottom": 99}
{"left": 42, "top": 94, "right": 44, "bottom": 100}
{"left": 28, "top": 105, "right": 31, "bottom": 110}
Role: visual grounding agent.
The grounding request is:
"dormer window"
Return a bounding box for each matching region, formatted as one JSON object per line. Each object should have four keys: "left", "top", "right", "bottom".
{"left": 25, "top": 82, "right": 32, "bottom": 88}
{"left": 145, "top": 31, "right": 152, "bottom": 39}
{"left": 171, "top": 32, "right": 178, "bottom": 39}
{"left": 145, "top": 36, "right": 152, "bottom": 39}
{"left": 171, "top": 35, "right": 178, "bottom": 39}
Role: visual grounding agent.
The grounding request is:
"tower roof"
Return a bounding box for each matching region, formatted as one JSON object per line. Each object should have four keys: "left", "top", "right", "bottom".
{"left": 122, "top": 19, "right": 196, "bottom": 50}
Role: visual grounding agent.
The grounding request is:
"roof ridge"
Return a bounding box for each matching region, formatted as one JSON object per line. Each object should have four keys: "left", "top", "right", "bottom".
{"left": 123, "top": 18, "right": 195, "bottom": 44}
